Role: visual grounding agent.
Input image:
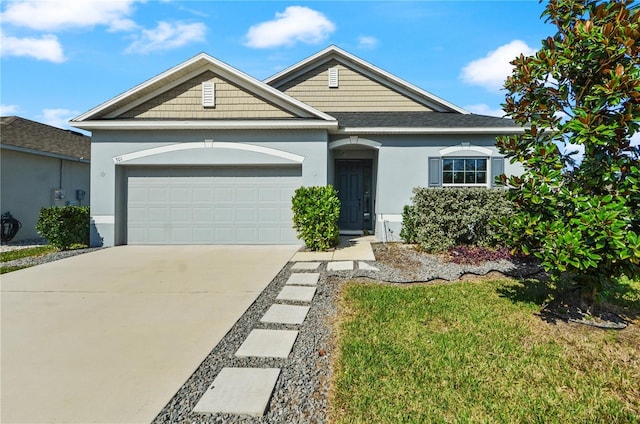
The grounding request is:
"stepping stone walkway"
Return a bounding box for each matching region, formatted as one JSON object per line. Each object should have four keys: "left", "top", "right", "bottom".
{"left": 327, "top": 261, "right": 353, "bottom": 271}
{"left": 236, "top": 329, "right": 298, "bottom": 358}
{"left": 192, "top": 258, "right": 381, "bottom": 417}
{"left": 193, "top": 368, "right": 281, "bottom": 416}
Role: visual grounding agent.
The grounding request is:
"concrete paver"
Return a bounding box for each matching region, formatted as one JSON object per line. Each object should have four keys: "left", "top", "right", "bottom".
{"left": 235, "top": 329, "right": 299, "bottom": 358}
{"left": 285, "top": 272, "right": 320, "bottom": 286}
{"left": 290, "top": 261, "right": 321, "bottom": 270}
{"left": 276, "top": 285, "right": 317, "bottom": 303}
{"left": 0, "top": 245, "right": 298, "bottom": 424}
{"left": 260, "top": 304, "right": 310, "bottom": 325}
{"left": 291, "top": 235, "right": 376, "bottom": 261}
{"left": 193, "top": 368, "right": 281, "bottom": 416}
{"left": 327, "top": 261, "right": 354, "bottom": 271}
{"left": 358, "top": 261, "right": 380, "bottom": 271}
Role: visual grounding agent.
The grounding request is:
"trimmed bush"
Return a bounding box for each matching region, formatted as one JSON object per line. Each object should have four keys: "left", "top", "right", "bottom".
{"left": 291, "top": 186, "right": 341, "bottom": 251}
{"left": 36, "top": 206, "right": 90, "bottom": 250}
{"left": 401, "top": 188, "right": 512, "bottom": 253}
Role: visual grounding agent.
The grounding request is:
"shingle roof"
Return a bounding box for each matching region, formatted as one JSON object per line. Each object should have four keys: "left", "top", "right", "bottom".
{"left": 1, "top": 116, "right": 90, "bottom": 161}
{"left": 328, "top": 111, "right": 518, "bottom": 128}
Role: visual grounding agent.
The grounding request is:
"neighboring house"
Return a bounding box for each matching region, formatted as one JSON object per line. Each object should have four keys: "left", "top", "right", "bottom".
{"left": 0, "top": 116, "right": 91, "bottom": 242}
{"left": 71, "top": 46, "right": 523, "bottom": 247}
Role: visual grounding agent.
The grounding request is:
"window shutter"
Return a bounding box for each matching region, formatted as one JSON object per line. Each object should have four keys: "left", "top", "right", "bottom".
{"left": 490, "top": 157, "right": 505, "bottom": 187}
{"left": 328, "top": 67, "right": 339, "bottom": 88}
{"left": 202, "top": 82, "right": 215, "bottom": 107}
{"left": 428, "top": 157, "right": 442, "bottom": 187}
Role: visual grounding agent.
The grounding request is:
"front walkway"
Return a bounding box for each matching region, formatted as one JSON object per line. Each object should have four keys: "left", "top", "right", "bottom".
{"left": 291, "top": 235, "right": 376, "bottom": 261}
{"left": 157, "top": 237, "right": 380, "bottom": 420}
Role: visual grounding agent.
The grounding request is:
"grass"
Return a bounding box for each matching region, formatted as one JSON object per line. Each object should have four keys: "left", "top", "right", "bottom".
{"left": 331, "top": 278, "right": 640, "bottom": 423}
{"left": 0, "top": 245, "right": 58, "bottom": 274}
{"left": 0, "top": 245, "right": 57, "bottom": 263}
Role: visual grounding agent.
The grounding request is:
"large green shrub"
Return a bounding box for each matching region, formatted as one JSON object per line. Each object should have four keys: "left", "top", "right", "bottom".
{"left": 496, "top": 0, "right": 640, "bottom": 303}
{"left": 36, "top": 206, "right": 90, "bottom": 250}
{"left": 291, "top": 186, "right": 341, "bottom": 251}
{"left": 401, "top": 188, "right": 512, "bottom": 253}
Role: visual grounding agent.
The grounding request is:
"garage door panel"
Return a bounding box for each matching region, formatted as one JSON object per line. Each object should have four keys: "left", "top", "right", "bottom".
{"left": 127, "top": 166, "right": 300, "bottom": 244}
{"left": 192, "top": 188, "right": 212, "bottom": 202}
{"left": 215, "top": 188, "right": 234, "bottom": 202}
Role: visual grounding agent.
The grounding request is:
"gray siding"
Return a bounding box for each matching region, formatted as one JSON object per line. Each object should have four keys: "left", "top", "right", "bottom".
{"left": 279, "top": 60, "right": 432, "bottom": 112}
{"left": 90, "top": 129, "right": 328, "bottom": 246}
{"left": 0, "top": 149, "right": 90, "bottom": 242}
{"left": 119, "top": 71, "right": 295, "bottom": 119}
{"left": 329, "top": 134, "right": 523, "bottom": 241}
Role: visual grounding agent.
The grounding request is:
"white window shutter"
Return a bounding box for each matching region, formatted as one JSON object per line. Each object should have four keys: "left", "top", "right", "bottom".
{"left": 202, "top": 82, "right": 215, "bottom": 107}
{"left": 328, "top": 67, "right": 339, "bottom": 88}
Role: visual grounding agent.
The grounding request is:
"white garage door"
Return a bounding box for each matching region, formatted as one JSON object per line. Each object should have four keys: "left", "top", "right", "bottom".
{"left": 126, "top": 166, "right": 301, "bottom": 244}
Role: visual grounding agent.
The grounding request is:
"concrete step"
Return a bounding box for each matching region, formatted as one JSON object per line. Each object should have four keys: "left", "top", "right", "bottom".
{"left": 285, "top": 273, "right": 319, "bottom": 286}
{"left": 260, "top": 304, "right": 310, "bottom": 325}
{"left": 193, "top": 367, "right": 281, "bottom": 416}
{"left": 235, "top": 329, "right": 298, "bottom": 359}
{"left": 276, "top": 286, "right": 317, "bottom": 303}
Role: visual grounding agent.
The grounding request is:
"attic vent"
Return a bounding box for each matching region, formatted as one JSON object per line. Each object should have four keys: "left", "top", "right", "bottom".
{"left": 328, "top": 67, "right": 339, "bottom": 88}
{"left": 202, "top": 82, "right": 215, "bottom": 107}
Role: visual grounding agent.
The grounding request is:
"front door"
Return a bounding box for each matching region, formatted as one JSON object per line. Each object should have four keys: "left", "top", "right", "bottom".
{"left": 335, "top": 160, "right": 373, "bottom": 231}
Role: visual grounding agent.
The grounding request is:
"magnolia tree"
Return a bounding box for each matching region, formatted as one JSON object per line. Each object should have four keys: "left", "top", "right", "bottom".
{"left": 497, "top": 0, "right": 640, "bottom": 303}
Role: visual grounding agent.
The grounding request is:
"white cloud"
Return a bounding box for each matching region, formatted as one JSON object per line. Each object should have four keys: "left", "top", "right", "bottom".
{"left": 0, "top": 33, "right": 66, "bottom": 63}
{"left": 0, "top": 104, "right": 20, "bottom": 116}
{"left": 245, "top": 6, "right": 335, "bottom": 48}
{"left": 461, "top": 40, "right": 537, "bottom": 92}
{"left": 0, "top": 0, "right": 139, "bottom": 32}
{"left": 125, "top": 21, "right": 206, "bottom": 54}
{"left": 463, "top": 104, "right": 505, "bottom": 118}
{"left": 358, "top": 35, "right": 378, "bottom": 49}
{"left": 107, "top": 19, "right": 139, "bottom": 33}
{"left": 38, "top": 108, "right": 81, "bottom": 130}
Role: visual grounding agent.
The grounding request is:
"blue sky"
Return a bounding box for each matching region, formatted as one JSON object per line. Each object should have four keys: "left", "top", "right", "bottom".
{"left": 1, "top": 1, "right": 553, "bottom": 131}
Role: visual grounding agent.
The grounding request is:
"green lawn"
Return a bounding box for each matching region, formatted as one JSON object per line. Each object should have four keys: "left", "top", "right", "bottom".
{"left": 331, "top": 278, "right": 640, "bottom": 423}
{"left": 0, "top": 245, "right": 58, "bottom": 274}
{"left": 0, "top": 245, "right": 57, "bottom": 263}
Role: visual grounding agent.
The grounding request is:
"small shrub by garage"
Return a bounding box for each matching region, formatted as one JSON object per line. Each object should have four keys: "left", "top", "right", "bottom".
{"left": 401, "top": 188, "right": 512, "bottom": 253}
{"left": 36, "top": 206, "right": 90, "bottom": 250}
{"left": 291, "top": 186, "right": 341, "bottom": 251}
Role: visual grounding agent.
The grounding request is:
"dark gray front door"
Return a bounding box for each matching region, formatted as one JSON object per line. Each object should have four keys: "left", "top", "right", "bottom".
{"left": 336, "top": 160, "right": 372, "bottom": 231}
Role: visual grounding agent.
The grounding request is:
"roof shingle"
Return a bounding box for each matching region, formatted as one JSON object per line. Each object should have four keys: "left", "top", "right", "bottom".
{"left": 1, "top": 116, "right": 90, "bottom": 161}
{"left": 328, "top": 111, "right": 517, "bottom": 128}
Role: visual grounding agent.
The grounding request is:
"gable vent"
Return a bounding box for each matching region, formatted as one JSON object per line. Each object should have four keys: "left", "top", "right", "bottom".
{"left": 328, "top": 67, "right": 339, "bottom": 88}
{"left": 202, "top": 82, "right": 215, "bottom": 107}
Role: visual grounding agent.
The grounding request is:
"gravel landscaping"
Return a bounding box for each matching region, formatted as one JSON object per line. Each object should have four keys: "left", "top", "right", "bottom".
{"left": 1, "top": 246, "right": 103, "bottom": 269}
{"left": 153, "top": 244, "right": 543, "bottom": 423}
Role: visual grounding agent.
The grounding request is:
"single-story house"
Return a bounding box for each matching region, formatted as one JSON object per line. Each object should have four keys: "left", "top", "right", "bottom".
{"left": 0, "top": 116, "right": 91, "bottom": 242}
{"left": 71, "top": 45, "right": 523, "bottom": 247}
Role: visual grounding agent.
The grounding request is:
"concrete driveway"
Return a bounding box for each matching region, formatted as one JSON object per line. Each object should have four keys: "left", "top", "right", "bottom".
{"left": 1, "top": 245, "right": 299, "bottom": 424}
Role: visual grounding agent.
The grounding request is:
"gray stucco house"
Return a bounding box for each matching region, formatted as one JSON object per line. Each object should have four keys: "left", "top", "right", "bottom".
{"left": 71, "top": 46, "right": 523, "bottom": 247}
{"left": 1, "top": 116, "right": 91, "bottom": 242}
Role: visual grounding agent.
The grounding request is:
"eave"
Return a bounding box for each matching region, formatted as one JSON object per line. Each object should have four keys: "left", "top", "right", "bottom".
{"left": 334, "top": 127, "right": 527, "bottom": 135}
{"left": 71, "top": 119, "right": 339, "bottom": 131}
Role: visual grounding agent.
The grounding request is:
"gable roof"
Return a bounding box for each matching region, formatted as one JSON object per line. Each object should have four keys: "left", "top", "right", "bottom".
{"left": 71, "top": 52, "right": 337, "bottom": 131}
{"left": 1, "top": 116, "right": 90, "bottom": 162}
{"left": 265, "top": 45, "right": 469, "bottom": 115}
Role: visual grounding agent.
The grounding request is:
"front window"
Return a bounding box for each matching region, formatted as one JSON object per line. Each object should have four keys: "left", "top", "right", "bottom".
{"left": 442, "top": 158, "right": 487, "bottom": 185}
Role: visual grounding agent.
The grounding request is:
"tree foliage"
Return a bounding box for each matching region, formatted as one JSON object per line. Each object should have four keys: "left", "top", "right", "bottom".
{"left": 497, "top": 0, "right": 640, "bottom": 302}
